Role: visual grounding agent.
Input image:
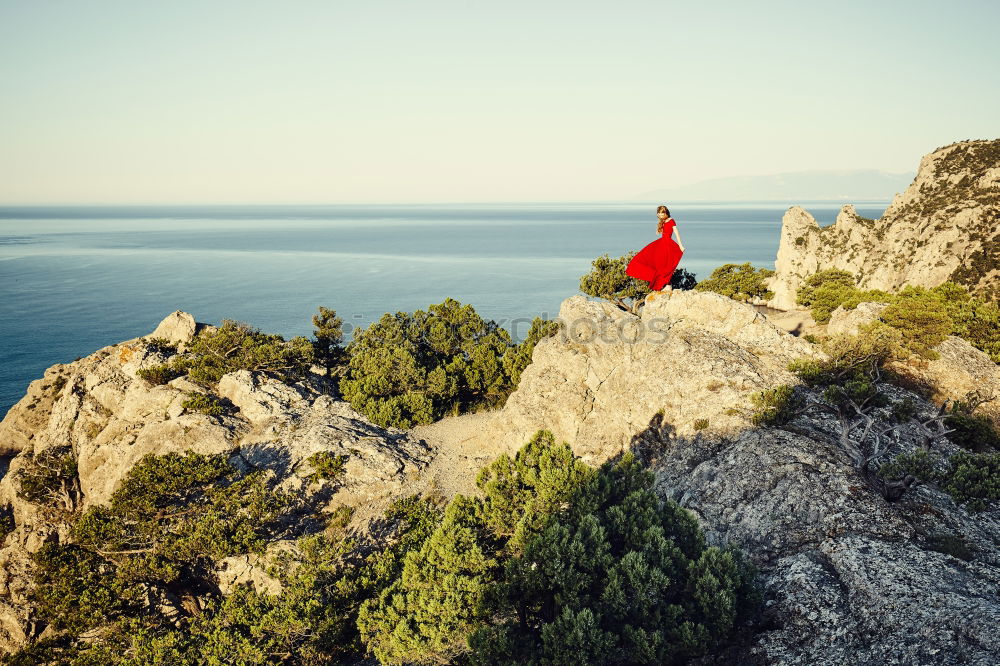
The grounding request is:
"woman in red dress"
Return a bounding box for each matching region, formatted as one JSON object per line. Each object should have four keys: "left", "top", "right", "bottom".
{"left": 626, "top": 205, "right": 685, "bottom": 300}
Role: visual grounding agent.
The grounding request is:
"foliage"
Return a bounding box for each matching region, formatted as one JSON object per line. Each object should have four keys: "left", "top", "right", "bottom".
{"left": 923, "top": 531, "right": 974, "bottom": 561}
{"left": 787, "top": 322, "right": 904, "bottom": 387}
{"left": 180, "top": 392, "right": 225, "bottom": 416}
{"left": 795, "top": 269, "right": 864, "bottom": 324}
{"left": 475, "top": 429, "right": 594, "bottom": 554}
{"left": 579, "top": 253, "right": 650, "bottom": 313}
{"left": 305, "top": 451, "right": 349, "bottom": 485}
{"left": 890, "top": 397, "right": 919, "bottom": 424}
{"left": 749, "top": 385, "right": 803, "bottom": 426}
{"left": 357, "top": 430, "right": 589, "bottom": 664}
{"left": 880, "top": 290, "right": 953, "bottom": 359}
{"left": 669, "top": 268, "right": 698, "bottom": 291}
{"left": 136, "top": 362, "right": 183, "bottom": 386}
{"left": 942, "top": 451, "right": 1000, "bottom": 511}
{"left": 166, "top": 319, "right": 315, "bottom": 385}
{"left": 469, "top": 454, "right": 760, "bottom": 665}
{"left": 6, "top": 434, "right": 756, "bottom": 666}
{"left": 880, "top": 449, "right": 1000, "bottom": 511}
{"left": 142, "top": 336, "right": 179, "bottom": 354}
{"left": 693, "top": 262, "right": 774, "bottom": 302}
{"left": 944, "top": 400, "right": 1000, "bottom": 452}
{"left": 72, "top": 450, "right": 294, "bottom": 585}
{"left": 358, "top": 495, "right": 497, "bottom": 665}
{"left": 13, "top": 445, "right": 80, "bottom": 514}
{"left": 0, "top": 504, "right": 13, "bottom": 543}
{"left": 312, "top": 306, "right": 348, "bottom": 377}
{"left": 795, "top": 273, "right": 1000, "bottom": 362}
{"left": 27, "top": 543, "right": 143, "bottom": 634}
{"left": 339, "top": 298, "right": 556, "bottom": 429}
{"left": 693, "top": 418, "right": 709, "bottom": 431}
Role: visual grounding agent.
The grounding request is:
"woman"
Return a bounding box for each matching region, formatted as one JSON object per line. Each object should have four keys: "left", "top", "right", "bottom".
{"left": 626, "top": 205, "right": 685, "bottom": 300}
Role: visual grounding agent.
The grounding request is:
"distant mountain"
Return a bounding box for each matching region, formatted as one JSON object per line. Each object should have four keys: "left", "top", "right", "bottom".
{"left": 635, "top": 169, "right": 915, "bottom": 202}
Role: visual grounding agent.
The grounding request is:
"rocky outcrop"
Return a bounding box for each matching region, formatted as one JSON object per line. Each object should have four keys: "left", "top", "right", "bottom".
{"left": 0, "top": 312, "right": 431, "bottom": 655}
{"left": 768, "top": 139, "right": 1000, "bottom": 309}
{"left": 826, "top": 302, "right": 1000, "bottom": 422}
{"left": 420, "top": 290, "right": 820, "bottom": 465}
{"left": 2, "top": 292, "right": 999, "bottom": 664}
{"left": 417, "top": 291, "right": 1000, "bottom": 664}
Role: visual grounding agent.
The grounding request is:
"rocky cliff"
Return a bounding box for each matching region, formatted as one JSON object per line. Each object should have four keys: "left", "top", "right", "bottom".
{"left": 768, "top": 139, "right": 1000, "bottom": 309}
{"left": 1, "top": 293, "right": 999, "bottom": 664}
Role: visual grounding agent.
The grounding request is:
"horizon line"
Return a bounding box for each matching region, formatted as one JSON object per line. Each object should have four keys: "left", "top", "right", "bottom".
{"left": 0, "top": 198, "right": 895, "bottom": 207}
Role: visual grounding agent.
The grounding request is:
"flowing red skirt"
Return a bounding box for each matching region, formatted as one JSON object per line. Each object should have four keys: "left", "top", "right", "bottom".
{"left": 626, "top": 235, "right": 684, "bottom": 291}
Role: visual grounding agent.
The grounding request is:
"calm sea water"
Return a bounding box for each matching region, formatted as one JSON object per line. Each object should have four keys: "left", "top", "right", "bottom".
{"left": 0, "top": 202, "right": 888, "bottom": 418}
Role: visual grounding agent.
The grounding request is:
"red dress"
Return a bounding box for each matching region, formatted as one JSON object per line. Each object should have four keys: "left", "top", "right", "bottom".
{"left": 626, "top": 218, "right": 684, "bottom": 290}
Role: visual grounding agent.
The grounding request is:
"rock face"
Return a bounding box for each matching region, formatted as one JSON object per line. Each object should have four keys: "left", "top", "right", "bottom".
{"left": 768, "top": 139, "right": 1000, "bottom": 309}
{"left": 435, "top": 290, "right": 820, "bottom": 464}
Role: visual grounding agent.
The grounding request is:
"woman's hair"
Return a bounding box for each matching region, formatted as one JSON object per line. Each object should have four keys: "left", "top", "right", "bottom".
{"left": 656, "top": 205, "right": 671, "bottom": 234}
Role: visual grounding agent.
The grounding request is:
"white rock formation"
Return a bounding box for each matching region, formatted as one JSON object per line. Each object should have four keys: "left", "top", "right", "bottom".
{"left": 768, "top": 139, "right": 1000, "bottom": 309}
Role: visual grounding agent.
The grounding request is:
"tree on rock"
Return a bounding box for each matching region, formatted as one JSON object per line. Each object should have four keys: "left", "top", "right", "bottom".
{"left": 581, "top": 253, "right": 695, "bottom": 314}
{"left": 311, "top": 306, "right": 348, "bottom": 379}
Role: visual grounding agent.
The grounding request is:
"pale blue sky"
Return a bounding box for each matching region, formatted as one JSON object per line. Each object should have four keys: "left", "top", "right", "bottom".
{"left": 1, "top": 0, "right": 997, "bottom": 203}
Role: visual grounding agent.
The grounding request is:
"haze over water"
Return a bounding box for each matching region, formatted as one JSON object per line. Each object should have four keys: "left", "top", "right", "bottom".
{"left": 0, "top": 201, "right": 888, "bottom": 417}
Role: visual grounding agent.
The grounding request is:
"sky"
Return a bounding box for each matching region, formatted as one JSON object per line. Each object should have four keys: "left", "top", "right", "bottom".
{"left": 1, "top": 0, "right": 998, "bottom": 204}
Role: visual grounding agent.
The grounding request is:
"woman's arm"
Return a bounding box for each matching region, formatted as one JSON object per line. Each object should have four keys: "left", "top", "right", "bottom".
{"left": 673, "top": 226, "right": 685, "bottom": 252}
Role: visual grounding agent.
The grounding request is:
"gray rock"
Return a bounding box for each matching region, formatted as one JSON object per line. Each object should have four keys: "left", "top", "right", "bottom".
{"left": 827, "top": 301, "right": 889, "bottom": 336}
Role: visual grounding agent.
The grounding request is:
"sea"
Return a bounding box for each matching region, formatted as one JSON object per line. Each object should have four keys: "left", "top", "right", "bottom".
{"left": 0, "top": 201, "right": 890, "bottom": 418}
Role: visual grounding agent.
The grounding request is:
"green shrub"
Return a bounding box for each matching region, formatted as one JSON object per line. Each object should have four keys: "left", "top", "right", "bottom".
{"left": 0, "top": 504, "right": 14, "bottom": 543}
{"left": 693, "top": 418, "right": 710, "bottom": 431}
{"left": 923, "top": 532, "right": 974, "bottom": 561}
{"left": 359, "top": 495, "right": 497, "bottom": 665}
{"left": 795, "top": 269, "right": 860, "bottom": 324}
{"left": 579, "top": 253, "right": 651, "bottom": 313}
{"left": 945, "top": 400, "right": 1000, "bottom": 452}
{"left": 305, "top": 451, "right": 349, "bottom": 485}
{"left": 941, "top": 451, "right": 1000, "bottom": 511}
{"left": 880, "top": 292, "right": 953, "bottom": 359}
{"left": 136, "top": 363, "right": 183, "bottom": 386}
{"left": 168, "top": 319, "right": 315, "bottom": 385}
{"left": 879, "top": 449, "right": 943, "bottom": 484}
{"left": 180, "top": 392, "right": 225, "bottom": 416}
{"left": 880, "top": 449, "right": 1000, "bottom": 511}
{"left": 749, "top": 385, "right": 803, "bottom": 426}
{"left": 339, "top": 298, "right": 555, "bottom": 429}
{"left": 891, "top": 397, "right": 919, "bottom": 424}
{"left": 694, "top": 262, "right": 775, "bottom": 302}
{"left": 14, "top": 445, "right": 80, "bottom": 513}
{"left": 475, "top": 429, "right": 593, "bottom": 554}
{"left": 358, "top": 430, "right": 590, "bottom": 664}
{"left": 795, "top": 275, "right": 1000, "bottom": 362}
{"left": 788, "top": 322, "right": 904, "bottom": 386}
{"left": 142, "top": 337, "right": 178, "bottom": 354}
{"left": 28, "top": 543, "right": 143, "bottom": 634}
{"left": 469, "top": 454, "right": 760, "bottom": 665}
{"left": 72, "top": 450, "right": 295, "bottom": 585}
